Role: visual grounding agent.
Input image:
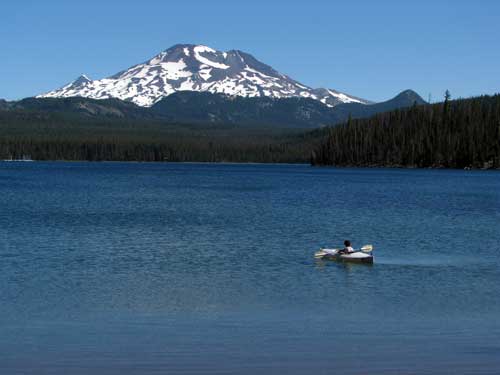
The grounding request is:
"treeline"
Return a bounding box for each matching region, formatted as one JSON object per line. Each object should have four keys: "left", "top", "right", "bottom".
{"left": 0, "top": 137, "right": 311, "bottom": 163}
{"left": 0, "top": 109, "right": 315, "bottom": 163}
{"left": 312, "top": 94, "right": 500, "bottom": 169}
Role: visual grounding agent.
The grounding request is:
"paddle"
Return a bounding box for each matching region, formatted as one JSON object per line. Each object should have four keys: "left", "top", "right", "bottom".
{"left": 359, "top": 244, "right": 373, "bottom": 253}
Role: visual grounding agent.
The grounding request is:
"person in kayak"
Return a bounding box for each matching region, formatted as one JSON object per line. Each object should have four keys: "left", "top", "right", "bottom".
{"left": 339, "top": 240, "right": 355, "bottom": 254}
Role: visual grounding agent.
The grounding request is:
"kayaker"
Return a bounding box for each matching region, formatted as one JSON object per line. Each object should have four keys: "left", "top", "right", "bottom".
{"left": 339, "top": 240, "right": 355, "bottom": 254}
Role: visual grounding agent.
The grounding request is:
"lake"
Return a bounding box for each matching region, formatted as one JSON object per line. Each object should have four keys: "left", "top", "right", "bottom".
{"left": 1, "top": 162, "right": 499, "bottom": 374}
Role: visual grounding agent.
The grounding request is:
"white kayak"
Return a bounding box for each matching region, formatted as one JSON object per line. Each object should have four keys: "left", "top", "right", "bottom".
{"left": 314, "top": 248, "right": 374, "bottom": 264}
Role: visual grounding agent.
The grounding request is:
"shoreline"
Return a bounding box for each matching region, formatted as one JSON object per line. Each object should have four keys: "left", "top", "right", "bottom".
{"left": 1, "top": 159, "right": 499, "bottom": 171}
{"left": 311, "top": 163, "right": 500, "bottom": 171}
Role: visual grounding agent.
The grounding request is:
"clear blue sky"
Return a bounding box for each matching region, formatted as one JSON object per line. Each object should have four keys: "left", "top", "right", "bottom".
{"left": 1, "top": 0, "right": 499, "bottom": 102}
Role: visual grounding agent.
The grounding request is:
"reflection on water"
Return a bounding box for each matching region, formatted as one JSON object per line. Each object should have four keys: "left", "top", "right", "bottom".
{"left": 0, "top": 162, "right": 499, "bottom": 374}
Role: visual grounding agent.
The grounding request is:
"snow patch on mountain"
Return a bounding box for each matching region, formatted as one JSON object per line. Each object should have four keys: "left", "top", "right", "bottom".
{"left": 38, "top": 44, "right": 370, "bottom": 107}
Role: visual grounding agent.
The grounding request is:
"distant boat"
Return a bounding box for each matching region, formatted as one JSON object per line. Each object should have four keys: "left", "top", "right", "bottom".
{"left": 2, "top": 155, "right": 34, "bottom": 162}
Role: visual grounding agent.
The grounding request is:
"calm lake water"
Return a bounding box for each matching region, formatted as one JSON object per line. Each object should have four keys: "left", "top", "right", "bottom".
{"left": 1, "top": 162, "right": 499, "bottom": 374}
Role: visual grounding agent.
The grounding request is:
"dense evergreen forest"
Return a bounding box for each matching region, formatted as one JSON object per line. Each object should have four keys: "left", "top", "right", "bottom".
{"left": 2, "top": 93, "right": 499, "bottom": 168}
{"left": 312, "top": 94, "right": 500, "bottom": 169}
{"left": 0, "top": 110, "right": 318, "bottom": 163}
{"left": 0, "top": 90, "right": 425, "bottom": 163}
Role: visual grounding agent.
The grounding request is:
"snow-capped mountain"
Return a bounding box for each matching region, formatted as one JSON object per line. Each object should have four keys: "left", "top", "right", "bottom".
{"left": 38, "top": 44, "right": 370, "bottom": 108}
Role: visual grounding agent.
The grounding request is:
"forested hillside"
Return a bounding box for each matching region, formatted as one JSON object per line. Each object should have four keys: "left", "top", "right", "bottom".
{"left": 312, "top": 94, "right": 500, "bottom": 169}
{"left": 0, "top": 109, "right": 318, "bottom": 162}
{"left": 3, "top": 92, "right": 496, "bottom": 168}
{"left": 1, "top": 89, "right": 425, "bottom": 128}
{"left": 0, "top": 89, "right": 425, "bottom": 163}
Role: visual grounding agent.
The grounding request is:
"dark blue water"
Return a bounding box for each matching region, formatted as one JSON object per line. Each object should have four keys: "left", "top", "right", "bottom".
{"left": 1, "top": 162, "right": 499, "bottom": 374}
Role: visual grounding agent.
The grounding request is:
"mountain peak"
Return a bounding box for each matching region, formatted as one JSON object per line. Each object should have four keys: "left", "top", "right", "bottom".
{"left": 392, "top": 89, "right": 426, "bottom": 104}
{"left": 163, "top": 43, "right": 215, "bottom": 53}
{"left": 74, "top": 74, "right": 92, "bottom": 84}
{"left": 38, "top": 44, "right": 371, "bottom": 108}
